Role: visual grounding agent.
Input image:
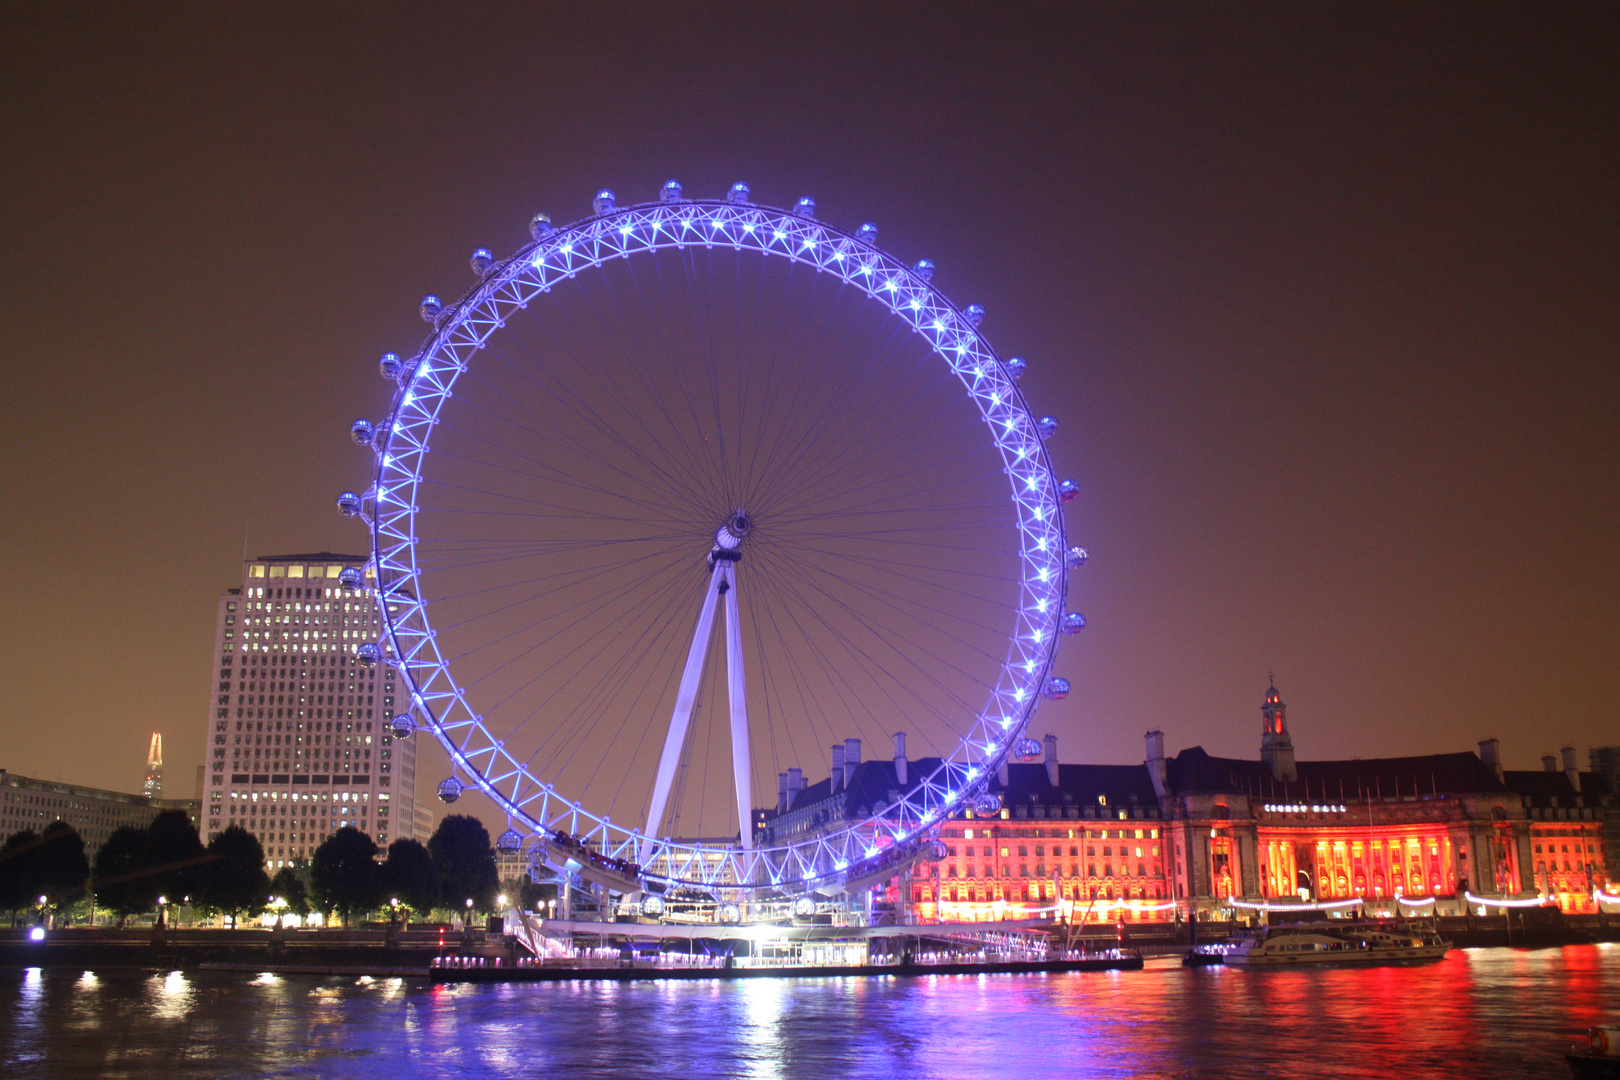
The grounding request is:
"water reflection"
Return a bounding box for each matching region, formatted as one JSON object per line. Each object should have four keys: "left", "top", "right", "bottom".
{"left": 0, "top": 947, "right": 1613, "bottom": 1079}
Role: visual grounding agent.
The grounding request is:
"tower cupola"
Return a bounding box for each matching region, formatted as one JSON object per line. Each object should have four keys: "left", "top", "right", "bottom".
{"left": 1260, "top": 678, "right": 1297, "bottom": 782}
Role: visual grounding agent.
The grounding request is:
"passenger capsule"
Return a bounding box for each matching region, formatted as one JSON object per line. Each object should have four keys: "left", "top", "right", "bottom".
{"left": 437, "top": 776, "right": 464, "bottom": 804}
{"left": 356, "top": 643, "right": 381, "bottom": 667}
{"left": 855, "top": 222, "right": 879, "bottom": 245}
{"left": 964, "top": 303, "right": 985, "bottom": 327}
{"left": 379, "top": 352, "right": 402, "bottom": 380}
{"left": 793, "top": 196, "right": 816, "bottom": 218}
{"left": 792, "top": 896, "right": 814, "bottom": 918}
{"left": 469, "top": 248, "right": 494, "bottom": 276}
{"left": 1036, "top": 415, "right": 1058, "bottom": 440}
{"left": 390, "top": 713, "right": 415, "bottom": 738}
{"left": 928, "top": 839, "right": 950, "bottom": 861}
{"left": 529, "top": 212, "right": 553, "bottom": 240}
{"left": 727, "top": 181, "right": 751, "bottom": 205}
{"left": 336, "top": 491, "right": 362, "bottom": 518}
{"left": 1061, "top": 612, "right": 1087, "bottom": 635}
{"left": 1059, "top": 478, "right": 1079, "bottom": 502}
{"left": 1014, "top": 737, "right": 1043, "bottom": 761}
{"left": 350, "top": 419, "right": 374, "bottom": 446}
{"left": 913, "top": 258, "right": 935, "bottom": 281}
{"left": 593, "top": 189, "right": 616, "bottom": 215}
{"left": 719, "top": 903, "right": 741, "bottom": 923}
{"left": 643, "top": 894, "right": 667, "bottom": 917}
{"left": 1043, "top": 677, "right": 1071, "bottom": 701}
{"left": 419, "top": 295, "right": 442, "bottom": 323}
{"left": 659, "top": 179, "right": 683, "bottom": 203}
{"left": 1065, "top": 546, "right": 1088, "bottom": 569}
{"left": 338, "top": 566, "right": 363, "bottom": 589}
{"left": 496, "top": 828, "right": 523, "bottom": 852}
{"left": 973, "top": 792, "right": 1002, "bottom": 817}
{"left": 1004, "top": 356, "right": 1026, "bottom": 381}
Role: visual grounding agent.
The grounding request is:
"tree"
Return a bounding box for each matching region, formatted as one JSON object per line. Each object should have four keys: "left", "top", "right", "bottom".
{"left": 198, "top": 826, "right": 269, "bottom": 928}
{"left": 93, "top": 826, "right": 156, "bottom": 926}
{"left": 428, "top": 815, "right": 499, "bottom": 913}
{"left": 34, "top": 822, "right": 90, "bottom": 914}
{"left": 268, "top": 866, "right": 310, "bottom": 924}
{"left": 0, "top": 830, "right": 41, "bottom": 924}
{"left": 377, "top": 838, "right": 438, "bottom": 919}
{"left": 0, "top": 824, "right": 86, "bottom": 923}
{"left": 310, "top": 827, "right": 379, "bottom": 926}
{"left": 144, "top": 809, "right": 206, "bottom": 910}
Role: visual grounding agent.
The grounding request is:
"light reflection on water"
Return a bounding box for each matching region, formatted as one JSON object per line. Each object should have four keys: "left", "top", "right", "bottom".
{"left": 0, "top": 946, "right": 1614, "bottom": 1079}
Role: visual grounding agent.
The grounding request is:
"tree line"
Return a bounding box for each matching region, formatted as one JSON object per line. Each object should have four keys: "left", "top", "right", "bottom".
{"left": 0, "top": 811, "right": 517, "bottom": 928}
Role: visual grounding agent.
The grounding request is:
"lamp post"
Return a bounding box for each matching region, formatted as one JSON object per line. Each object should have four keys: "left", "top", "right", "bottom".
{"left": 157, "top": 895, "right": 168, "bottom": 931}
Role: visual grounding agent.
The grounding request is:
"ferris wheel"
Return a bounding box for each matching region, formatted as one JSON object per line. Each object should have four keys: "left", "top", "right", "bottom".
{"left": 338, "top": 180, "right": 1086, "bottom": 897}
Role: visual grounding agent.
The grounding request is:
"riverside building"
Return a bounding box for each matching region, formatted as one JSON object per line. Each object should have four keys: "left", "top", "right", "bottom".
{"left": 756, "top": 683, "right": 1618, "bottom": 923}
{"left": 202, "top": 552, "right": 425, "bottom": 868}
{"left": 0, "top": 770, "right": 199, "bottom": 857}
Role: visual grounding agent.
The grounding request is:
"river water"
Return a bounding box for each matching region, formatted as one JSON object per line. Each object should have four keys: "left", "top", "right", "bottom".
{"left": 1, "top": 946, "right": 1614, "bottom": 1079}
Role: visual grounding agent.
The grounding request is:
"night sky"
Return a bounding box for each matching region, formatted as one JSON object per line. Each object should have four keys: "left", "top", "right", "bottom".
{"left": 2, "top": 3, "right": 1615, "bottom": 804}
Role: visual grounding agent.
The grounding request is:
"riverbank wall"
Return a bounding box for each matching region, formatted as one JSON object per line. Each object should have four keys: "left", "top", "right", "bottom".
{"left": 2, "top": 916, "right": 1614, "bottom": 970}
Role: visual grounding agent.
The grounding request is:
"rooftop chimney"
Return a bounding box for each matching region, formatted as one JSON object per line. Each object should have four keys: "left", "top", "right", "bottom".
{"left": 893, "top": 731, "right": 908, "bottom": 787}
{"left": 1145, "top": 730, "right": 1170, "bottom": 800}
{"left": 778, "top": 772, "right": 790, "bottom": 814}
{"left": 1044, "top": 733, "right": 1059, "bottom": 787}
{"left": 831, "top": 744, "right": 845, "bottom": 794}
{"left": 844, "top": 738, "right": 862, "bottom": 767}
{"left": 1543, "top": 755, "right": 1559, "bottom": 772}
{"left": 1562, "top": 746, "right": 1581, "bottom": 792}
{"left": 788, "top": 767, "right": 803, "bottom": 797}
{"left": 1478, "top": 738, "right": 1502, "bottom": 782}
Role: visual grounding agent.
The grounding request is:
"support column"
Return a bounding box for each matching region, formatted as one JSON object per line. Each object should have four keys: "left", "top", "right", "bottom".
{"left": 721, "top": 562, "right": 754, "bottom": 850}
{"left": 643, "top": 566, "right": 725, "bottom": 852}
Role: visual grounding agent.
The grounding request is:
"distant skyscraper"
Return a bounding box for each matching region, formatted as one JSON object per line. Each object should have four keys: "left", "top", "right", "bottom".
{"left": 142, "top": 734, "right": 163, "bottom": 798}
{"left": 202, "top": 552, "right": 426, "bottom": 869}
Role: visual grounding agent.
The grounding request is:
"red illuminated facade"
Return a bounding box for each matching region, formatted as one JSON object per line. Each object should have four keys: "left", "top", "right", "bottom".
{"left": 755, "top": 684, "right": 1619, "bottom": 921}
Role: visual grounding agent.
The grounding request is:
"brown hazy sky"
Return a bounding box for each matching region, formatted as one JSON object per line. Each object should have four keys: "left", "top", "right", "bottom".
{"left": 1, "top": 3, "right": 1615, "bottom": 801}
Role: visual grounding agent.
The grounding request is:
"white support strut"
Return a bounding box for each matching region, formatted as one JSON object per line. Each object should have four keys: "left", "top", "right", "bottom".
{"left": 722, "top": 562, "right": 753, "bottom": 850}
{"left": 643, "top": 562, "right": 724, "bottom": 854}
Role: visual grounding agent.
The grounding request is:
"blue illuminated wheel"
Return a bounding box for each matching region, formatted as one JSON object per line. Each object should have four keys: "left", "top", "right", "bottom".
{"left": 346, "top": 181, "right": 1079, "bottom": 895}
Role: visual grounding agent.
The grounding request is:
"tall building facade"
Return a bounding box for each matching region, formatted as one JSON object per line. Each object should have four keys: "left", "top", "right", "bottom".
{"left": 202, "top": 552, "right": 425, "bottom": 869}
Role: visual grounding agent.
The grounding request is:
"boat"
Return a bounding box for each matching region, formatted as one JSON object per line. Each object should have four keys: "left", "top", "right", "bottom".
{"left": 1181, "top": 944, "right": 1228, "bottom": 967}
{"left": 1567, "top": 1027, "right": 1620, "bottom": 1078}
{"left": 1222, "top": 921, "right": 1449, "bottom": 967}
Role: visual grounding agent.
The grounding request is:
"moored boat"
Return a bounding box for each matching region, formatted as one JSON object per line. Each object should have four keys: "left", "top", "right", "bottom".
{"left": 1223, "top": 921, "right": 1449, "bottom": 967}
{"left": 1567, "top": 1027, "right": 1620, "bottom": 1078}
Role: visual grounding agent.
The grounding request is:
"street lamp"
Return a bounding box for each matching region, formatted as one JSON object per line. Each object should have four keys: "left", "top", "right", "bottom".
{"left": 157, "top": 895, "right": 169, "bottom": 930}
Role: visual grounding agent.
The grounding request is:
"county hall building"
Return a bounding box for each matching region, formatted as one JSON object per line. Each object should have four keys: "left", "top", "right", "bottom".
{"left": 762, "top": 683, "right": 1617, "bottom": 921}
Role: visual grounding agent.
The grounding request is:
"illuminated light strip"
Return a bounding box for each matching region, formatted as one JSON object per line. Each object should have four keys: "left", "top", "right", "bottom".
{"left": 1393, "top": 896, "right": 1437, "bottom": 907}
{"left": 1463, "top": 891, "right": 1549, "bottom": 909}
{"left": 1229, "top": 897, "right": 1363, "bottom": 913}
{"left": 1078, "top": 898, "right": 1180, "bottom": 913}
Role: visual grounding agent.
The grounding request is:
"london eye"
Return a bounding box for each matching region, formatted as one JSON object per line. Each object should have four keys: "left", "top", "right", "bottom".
{"left": 338, "top": 180, "right": 1084, "bottom": 908}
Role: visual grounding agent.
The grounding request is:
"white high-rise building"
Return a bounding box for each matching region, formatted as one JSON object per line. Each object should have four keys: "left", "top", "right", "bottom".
{"left": 202, "top": 552, "right": 426, "bottom": 869}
